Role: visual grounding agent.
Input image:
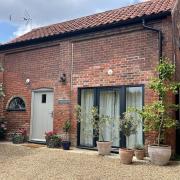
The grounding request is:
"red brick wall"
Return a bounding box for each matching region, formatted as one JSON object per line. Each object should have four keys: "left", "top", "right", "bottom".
{"left": 172, "top": 0, "right": 180, "bottom": 155}
{"left": 0, "top": 16, "right": 176, "bottom": 150}
{"left": 0, "top": 54, "right": 4, "bottom": 117}
{"left": 172, "top": 0, "right": 180, "bottom": 81}
{"left": 70, "top": 17, "right": 175, "bottom": 150}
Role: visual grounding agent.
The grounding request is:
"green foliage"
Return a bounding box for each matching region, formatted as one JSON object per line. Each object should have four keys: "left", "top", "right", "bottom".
{"left": 63, "top": 120, "right": 71, "bottom": 133}
{"left": 149, "top": 78, "right": 168, "bottom": 98}
{"left": 12, "top": 134, "right": 24, "bottom": 144}
{"left": 137, "top": 57, "right": 178, "bottom": 145}
{"left": 0, "top": 118, "right": 7, "bottom": 140}
{"left": 119, "top": 111, "right": 139, "bottom": 138}
{"left": 75, "top": 105, "right": 113, "bottom": 142}
{"left": 158, "top": 58, "right": 175, "bottom": 81}
{"left": 134, "top": 144, "right": 144, "bottom": 150}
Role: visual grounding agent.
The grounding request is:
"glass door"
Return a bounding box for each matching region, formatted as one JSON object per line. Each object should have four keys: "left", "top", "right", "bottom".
{"left": 80, "top": 89, "right": 94, "bottom": 147}
{"left": 78, "top": 85, "right": 144, "bottom": 149}
{"left": 126, "top": 87, "right": 143, "bottom": 148}
{"left": 99, "top": 89, "right": 120, "bottom": 146}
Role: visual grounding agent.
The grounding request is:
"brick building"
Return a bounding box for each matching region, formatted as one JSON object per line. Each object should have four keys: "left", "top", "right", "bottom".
{"left": 0, "top": 0, "right": 179, "bottom": 153}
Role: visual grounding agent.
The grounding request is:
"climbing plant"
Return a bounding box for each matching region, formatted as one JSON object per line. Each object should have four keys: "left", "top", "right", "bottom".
{"left": 137, "top": 57, "right": 179, "bottom": 145}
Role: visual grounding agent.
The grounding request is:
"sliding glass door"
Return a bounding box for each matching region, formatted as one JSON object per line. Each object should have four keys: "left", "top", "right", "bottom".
{"left": 126, "top": 87, "right": 143, "bottom": 148}
{"left": 80, "top": 89, "right": 94, "bottom": 147}
{"left": 78, "top": 85, "right": 143, "bottom": 148}
{"left": 99, "top": 89, "right": 120, "bottom": 146}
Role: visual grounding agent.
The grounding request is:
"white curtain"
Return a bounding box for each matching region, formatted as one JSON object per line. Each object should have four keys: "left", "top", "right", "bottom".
{"left": 80, "top": 89, "right": 94, "bottom": 146}
{"left": 126, "top": 87, "right": 143, "bottom": 148}
{"left": 99, "top": 90, "right": 120, "bottom": 146}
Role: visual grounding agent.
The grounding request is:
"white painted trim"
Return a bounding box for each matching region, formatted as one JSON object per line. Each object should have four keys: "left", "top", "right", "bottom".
{"left": 32, "top": 88, "right": 53, "bottom": 92}
{"left": 30, "top": 91, "right": 34, "bottom": 141}
{"left": 30, "top": 139, "right": 46, "bottom": 142}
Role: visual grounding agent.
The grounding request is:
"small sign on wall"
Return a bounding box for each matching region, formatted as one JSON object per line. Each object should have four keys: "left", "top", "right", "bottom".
{"left": 58, "top": 99, "right": 70, "bottom": 104}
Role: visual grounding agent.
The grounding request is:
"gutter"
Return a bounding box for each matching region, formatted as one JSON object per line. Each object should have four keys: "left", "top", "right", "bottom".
{"left": 0, "top": 11, "right": 170, "bottom": 52}
{"left": 142, "top": 19, "right": 163, "bottom": 61}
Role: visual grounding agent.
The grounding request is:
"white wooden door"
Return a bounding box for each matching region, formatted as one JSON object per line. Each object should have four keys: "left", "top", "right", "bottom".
{"left": 31, "top": 90, "right": 54, "bottom": 141}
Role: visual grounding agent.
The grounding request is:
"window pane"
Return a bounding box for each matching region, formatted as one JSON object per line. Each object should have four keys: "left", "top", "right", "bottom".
{"left": 42, "top": 94, "right": 46, "bottom": 103}
{"left": 126, "top": 87, "right": 143, "bottom": 148}
{"left": 80, "top": 89, "right": 94, "bottom": 146}
{"left": 8, "top": 97, "right": 26, "bottom": 111}
{"left": 99, "top": 89, "right": 120, "bottom": 146}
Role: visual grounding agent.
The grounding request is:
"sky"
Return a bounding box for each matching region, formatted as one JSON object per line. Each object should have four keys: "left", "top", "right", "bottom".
{"left": 0, "top": 0, "right": 143, "bottom": 43}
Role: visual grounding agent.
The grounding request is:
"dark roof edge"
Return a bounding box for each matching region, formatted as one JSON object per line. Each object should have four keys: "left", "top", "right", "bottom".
{"left": 0, "top": 11, "right": 171, "bottom": 52}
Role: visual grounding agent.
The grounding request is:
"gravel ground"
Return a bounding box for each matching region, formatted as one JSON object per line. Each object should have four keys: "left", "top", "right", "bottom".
{"left": 0, "top": 143, "right": 180, "bottom": 180}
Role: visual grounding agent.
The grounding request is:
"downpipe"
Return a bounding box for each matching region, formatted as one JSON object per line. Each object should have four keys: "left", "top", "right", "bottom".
{"left": 142, "top": 19, "right": 163, "bottom": 61}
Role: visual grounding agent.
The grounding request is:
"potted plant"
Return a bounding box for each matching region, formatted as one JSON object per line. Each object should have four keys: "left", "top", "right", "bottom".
{"left": 94, "top": 109, "right": 113, "bottom": 155}
{"left": 0, "top": 117, "right": 7, "bottom": 140}
{"left": 45, "top": 131, "right": 61, "bottom": 148}
{"left": 119, "top": 111, "right": 139, "bottom": 164}
{"left": 137, "top": 58, "right": 177, "bottom": 165}
{"left": 76, "top": 106, "right": 113, "bottom": 155}
{"left": 12, "top": 128, "right": 27, "bottom": 144}
{"left": 134, "top": 145, "right": 145, "bottom": 160}
{"left": 61, "top": 120, "right": 71, "bottom": 150}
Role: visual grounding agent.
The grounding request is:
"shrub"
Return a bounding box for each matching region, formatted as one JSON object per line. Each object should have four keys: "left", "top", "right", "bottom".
{"left": 45, "top": 131, "right": 61, "bottom": 148}
{"left": 0, "top": 118, "right": 7, "bottom": 140}
{"left": 12, "top": 128, "right": 27, "bottom": 144}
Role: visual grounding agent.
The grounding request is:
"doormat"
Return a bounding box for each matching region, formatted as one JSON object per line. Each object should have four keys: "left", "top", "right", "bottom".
{"left": 22, "top": 143, "right": 46, "bottom": 148}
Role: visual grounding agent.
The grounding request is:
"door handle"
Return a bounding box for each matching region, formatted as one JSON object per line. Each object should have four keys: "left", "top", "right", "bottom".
{"left": 49, "top": 111, "right": 54, "bottom": 117}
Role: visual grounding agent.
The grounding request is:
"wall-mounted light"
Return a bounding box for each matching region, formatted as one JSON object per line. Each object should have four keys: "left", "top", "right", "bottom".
{"left": 59, "top": 73, "right": 67, "bottom": 84}
{"left": 25, "top": 78, "right": 30, "bottom": 85}
{"left": 108, "top": 69, "right": 113, "bottom": 75}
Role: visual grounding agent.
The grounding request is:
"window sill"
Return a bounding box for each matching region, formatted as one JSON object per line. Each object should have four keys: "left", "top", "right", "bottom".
{"left": 6, "top": 109, "right": 26, "bottom": 112}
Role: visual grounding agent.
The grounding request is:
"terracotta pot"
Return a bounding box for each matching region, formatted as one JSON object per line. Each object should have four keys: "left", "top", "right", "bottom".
{"left": 148, "top": 145, "right": 171, "bottom": 166}
{"left": 135, "top": 149, "right": 145, "bottom": 160}
{"left": 96, "top": 141, "right": 112, "bottom": 155}
{"left": 119, "top": 148, "right": 134, "bottom": 164}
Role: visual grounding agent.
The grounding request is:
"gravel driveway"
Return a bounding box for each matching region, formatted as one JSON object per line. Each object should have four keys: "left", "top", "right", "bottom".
{"left": 0, "top": 143, "right": 179, "bottom": 180}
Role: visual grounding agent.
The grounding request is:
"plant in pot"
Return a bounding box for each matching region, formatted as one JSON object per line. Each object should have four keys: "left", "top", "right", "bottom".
{"left": 134, "top": 145, "right": 145, "bottom": 160}
{"left": 76, "top": 105, "right": 113, "bottom": 155}
{"left": 94, "top": 110, "right": 113, "bottom": 155}
{"left": 61, "top": 120, "right": 71, "bottom": 150}
{"left": 137, "top": 58, "right": 178, "bottom": 165}
{"left": 45, "top": 131, "right": 61, "bottom": 148}
{"left": 119, "top": 111, "right": 139, "bottom": 164}
{"left": 12, "top": 128, "right": 27, "bottom": 144}
{"left": 0, "top": 118, "right": 7, "bottom": 140}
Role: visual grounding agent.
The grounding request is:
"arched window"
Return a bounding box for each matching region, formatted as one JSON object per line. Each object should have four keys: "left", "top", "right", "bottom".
{"left": 7, "top": 97, "right": 26, "bottom": 111}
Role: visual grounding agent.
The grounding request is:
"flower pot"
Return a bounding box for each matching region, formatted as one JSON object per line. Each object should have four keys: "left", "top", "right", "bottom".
{"left": 119, "top": 148, "right": 134, "bottom": 164}
{"left": 96, "top": 141, "right": 112, "bottom": 155}
{"left": 62, "top": 141, "right": 71, "bottom": 150}
{"left": 46, "top": 138, "right": 61, "bottom": 148}
{"left": 148, "top": 145, "right": 171, "bottom": 166}
{"left": 134, "top": 149, "right": 145, "bottom": 160}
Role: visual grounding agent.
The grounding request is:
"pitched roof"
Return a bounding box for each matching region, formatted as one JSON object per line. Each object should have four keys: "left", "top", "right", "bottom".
{"left": 3, "top": 0, "right": 176, "bottom": 46}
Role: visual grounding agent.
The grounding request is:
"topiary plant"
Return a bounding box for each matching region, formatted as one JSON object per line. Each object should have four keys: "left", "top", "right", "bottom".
{"left": 119, "top": 111, "right": 139, "bottom": 147}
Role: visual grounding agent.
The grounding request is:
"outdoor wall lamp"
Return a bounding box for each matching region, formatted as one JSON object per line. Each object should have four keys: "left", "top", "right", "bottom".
{"left": 60, "top": 73, "right": 67, "bottom": 84}
{"left": 108, "top": 69, "right": 113, "bottom": 75}
{"left": 25, "top": 78, "right": 30, "bottom": 85}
